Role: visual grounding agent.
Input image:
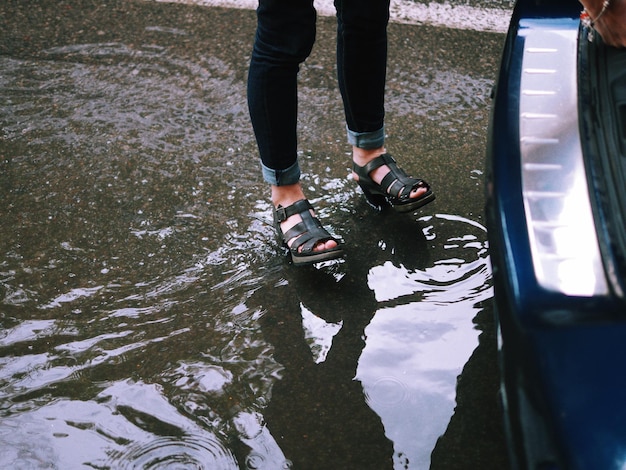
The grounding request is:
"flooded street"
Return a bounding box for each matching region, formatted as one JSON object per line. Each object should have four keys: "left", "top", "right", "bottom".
{"left": 1, "top": 0, "right": 509, "bottom": 468}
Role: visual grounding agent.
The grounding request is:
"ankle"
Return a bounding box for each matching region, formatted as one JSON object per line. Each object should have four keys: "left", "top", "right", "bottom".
{"left": 271, "top": 183, "right": 306, "bottom": 209}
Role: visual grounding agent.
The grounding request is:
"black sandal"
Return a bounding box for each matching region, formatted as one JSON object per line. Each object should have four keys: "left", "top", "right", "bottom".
{"left": 353, "top": 153, "right": 435, "bottom": 213}
{"left": 274, "top": 199, "right": 344, "bottom": 266}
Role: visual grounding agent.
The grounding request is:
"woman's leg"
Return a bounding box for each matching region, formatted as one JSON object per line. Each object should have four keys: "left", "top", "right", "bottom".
{"left": 247, "top": 0, "right": 317, "bottom": 186}
{"left": 248, "top": 0, "right": 338, "bottom": 255}
{"left": 335, "top": 0, "right": 427, "bottom": 199}
{"left": 335, "top": 0, "right": 389, "bottom": 146}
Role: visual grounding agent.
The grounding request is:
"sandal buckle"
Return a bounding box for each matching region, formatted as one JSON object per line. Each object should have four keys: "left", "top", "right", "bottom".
{"left": 275, "top": 206, "right": 288, "bottom": 222}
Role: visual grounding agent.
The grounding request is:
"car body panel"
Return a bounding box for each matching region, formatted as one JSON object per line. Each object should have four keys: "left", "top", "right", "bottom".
{"left": 485, "top": 0, "right": 626, "bottom": 468}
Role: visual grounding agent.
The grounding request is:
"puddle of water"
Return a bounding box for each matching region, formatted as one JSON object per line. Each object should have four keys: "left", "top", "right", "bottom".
{"left": 0, "top": 2, "right": 507, "bottom": 469}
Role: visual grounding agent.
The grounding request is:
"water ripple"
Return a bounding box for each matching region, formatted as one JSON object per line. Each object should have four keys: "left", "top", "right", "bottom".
{"left": 368, "top": 213, "right": 491, "bottom": 304}
{"left": 106, "top": 435, "right": 239, "bottom": 469}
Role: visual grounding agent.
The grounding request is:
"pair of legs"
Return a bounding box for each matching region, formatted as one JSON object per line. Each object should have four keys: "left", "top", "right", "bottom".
{"left": 247, "top": 0, "right": 430, "bottom": 259}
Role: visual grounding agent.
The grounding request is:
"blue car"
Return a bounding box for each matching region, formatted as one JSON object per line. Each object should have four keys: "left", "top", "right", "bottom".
{"left": 485, "top": 0, "right": 626, "bottom": 468}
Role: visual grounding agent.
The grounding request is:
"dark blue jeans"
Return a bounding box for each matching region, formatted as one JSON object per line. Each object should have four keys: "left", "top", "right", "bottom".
{"left": 247, "top": 0, "right": 390, "bottom": 185}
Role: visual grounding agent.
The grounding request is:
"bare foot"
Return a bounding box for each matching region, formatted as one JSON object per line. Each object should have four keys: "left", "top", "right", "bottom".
{"left": 352, "top": 147, "right": 427, "bottom": 198}
{"left": 271, "top": 183, "right": 338, "bottom": 252}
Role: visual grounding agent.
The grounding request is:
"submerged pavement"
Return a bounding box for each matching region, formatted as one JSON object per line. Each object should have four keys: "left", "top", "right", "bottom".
{"left": 1, "top": 1, "right": 510, "bottom": 468}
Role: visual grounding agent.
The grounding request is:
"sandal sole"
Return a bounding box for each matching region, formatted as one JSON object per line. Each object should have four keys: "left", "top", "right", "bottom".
{"left": 290, "top": 248, "right": 345, "bottom": 266}
{"left": 391, "top": 191, "right": 436, "bottom": 213}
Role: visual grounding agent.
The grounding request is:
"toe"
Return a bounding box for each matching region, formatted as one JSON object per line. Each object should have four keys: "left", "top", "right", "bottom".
{"left": 410, "top": 186, "right": 428, "bottom": 199}
{"left": 322, "top": 239, "right": 338, "bottom": 251}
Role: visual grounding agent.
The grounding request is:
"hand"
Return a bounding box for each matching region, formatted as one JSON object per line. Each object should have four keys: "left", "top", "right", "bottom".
{"left": 580, "top": 0, "right": 626, "bottom": 48}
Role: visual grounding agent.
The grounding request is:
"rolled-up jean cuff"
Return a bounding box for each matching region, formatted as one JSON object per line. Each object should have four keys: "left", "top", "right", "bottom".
{"left": 346, "top": 125, "right": 385, "bottom": 150}
{"left": 261, "top": 160, "right": 301, "bottom": 186}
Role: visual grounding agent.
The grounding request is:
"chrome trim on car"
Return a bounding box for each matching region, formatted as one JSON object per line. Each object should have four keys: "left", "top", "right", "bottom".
{"left": 519, "top": 25, "right": 608, "bottom": 296}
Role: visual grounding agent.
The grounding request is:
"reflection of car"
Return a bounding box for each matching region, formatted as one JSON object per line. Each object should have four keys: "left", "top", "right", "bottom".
{"left": 485, "top": 0, "right": 626, "bottom": 468}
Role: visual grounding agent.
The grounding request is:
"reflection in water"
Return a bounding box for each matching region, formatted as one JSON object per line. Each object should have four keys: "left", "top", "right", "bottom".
{"left": 359, "top": 214, "right": 491, "bottom": 469}
{"left": 250, "top": 210, "right": 491, "bottom": 469}
{"left": 0, "top": 1, "right": 505, "bottom": 468}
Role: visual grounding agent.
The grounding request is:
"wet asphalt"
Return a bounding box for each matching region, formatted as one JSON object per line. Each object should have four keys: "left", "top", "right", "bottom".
{"left": 1, "top": 0, "right": 510, "bottom": 468}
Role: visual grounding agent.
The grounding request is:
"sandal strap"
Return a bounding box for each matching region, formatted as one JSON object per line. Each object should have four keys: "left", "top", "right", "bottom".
{"left": 353, "top": 153, "right": 395, "bottom": 178}
{"left": 380, "top": 168, "right": 421, "bottom": 200}
{"left": 275, "top": 199, "right": 313, "bottom": 223}
{"left": 354, "top": 153, "right": 429, "bottom": 201}
{"left": 275, "top": 199, "right": 336, "bottom": 254}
